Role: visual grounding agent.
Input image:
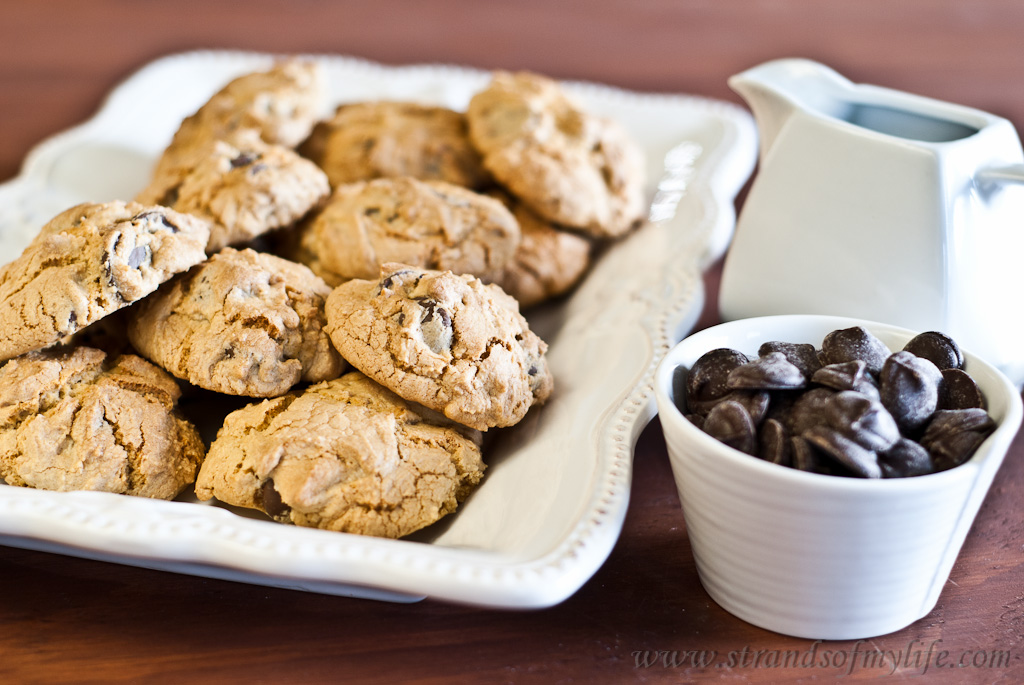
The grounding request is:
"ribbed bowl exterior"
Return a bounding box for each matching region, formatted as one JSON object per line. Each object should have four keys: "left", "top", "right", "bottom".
{"left": 654, "top": 315, "right": 1022, "bottom": 640}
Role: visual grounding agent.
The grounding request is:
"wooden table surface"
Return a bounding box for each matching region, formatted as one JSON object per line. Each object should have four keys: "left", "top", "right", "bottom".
{"left": 2, "top": 1, "right": 1023, "bottom": 683}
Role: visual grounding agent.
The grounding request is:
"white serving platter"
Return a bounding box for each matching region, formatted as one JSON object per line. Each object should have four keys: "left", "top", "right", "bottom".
{"left": 0, "top": 50, "right": 756, "bottom": 607}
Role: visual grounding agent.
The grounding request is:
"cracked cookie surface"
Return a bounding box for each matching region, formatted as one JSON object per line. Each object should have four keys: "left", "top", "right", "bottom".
{"left": 195, "top": 371, "right": 485, "bottom": 538}
{"left": 0, "top": 201, "right": 210, "bottom": 363}
{"left": 139, "top": 130, "right": 330, "bottom": 253}
{"left": 325, "top": 263, "right": 553, "bottom": 430}
{"left": 300, "top": 101, "right": 490, "bottom": 189}
{"left": 128, "top": 247, "right": 344, "bottom": 398}
{"left": 138, "top": 59, "right": 325, "bottom": 207}
{"left": 0, "top": 346, "right": 204, "bottom": 499}
{"left": 467, "top": 71, "right": 646, "bottom": 238}
{"left": 293, "top": 177, "right": 519, "bottom": 286}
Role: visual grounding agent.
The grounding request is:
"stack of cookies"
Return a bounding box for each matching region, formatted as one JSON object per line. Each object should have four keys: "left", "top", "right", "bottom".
{"left": 0, "top": 58, "right": 647, "bottom": 539}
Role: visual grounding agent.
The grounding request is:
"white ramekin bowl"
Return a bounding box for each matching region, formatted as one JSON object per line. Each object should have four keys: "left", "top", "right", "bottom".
{"left": 653, "top": 315, "right": 1022, "bottom": 640}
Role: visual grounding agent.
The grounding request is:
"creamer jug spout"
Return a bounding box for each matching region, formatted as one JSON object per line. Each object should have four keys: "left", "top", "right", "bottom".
{"left": 728, "top": 58, "right": 854, "bottom": 159}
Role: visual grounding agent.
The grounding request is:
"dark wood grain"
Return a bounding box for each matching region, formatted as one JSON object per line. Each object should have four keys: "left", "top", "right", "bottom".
{"left": 1, "top": 1, "right": 1023, "bottom": 682}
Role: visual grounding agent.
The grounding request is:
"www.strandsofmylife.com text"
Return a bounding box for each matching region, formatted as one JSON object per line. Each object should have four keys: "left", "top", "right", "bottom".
{"left": 632, "top": 639, "right": 1013, "bottom": 676}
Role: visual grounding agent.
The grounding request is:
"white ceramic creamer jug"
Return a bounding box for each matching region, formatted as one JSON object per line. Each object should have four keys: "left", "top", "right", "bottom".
{"left": 719, "top": 58, "right": 1024, "bottom": 383}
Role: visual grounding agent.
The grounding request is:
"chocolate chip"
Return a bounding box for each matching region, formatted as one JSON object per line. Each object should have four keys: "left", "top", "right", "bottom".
{"left": 132, "top": 210, "right": 179, "bottom": 232}
{"left": 763, "top": 388, "right": 798, "bottom": 425}
{"left": 814, "top": 360, "right": 881, "bottom": 402}
{"left": 784, "top": 387, "right": 834, "bottom": 435}
{"left": 726, "top": 352, "right": 806, "bottom": 390}
{"left": 436, "top": 307, "right": 452, "bottom": 328}
{"left": 938, "top": 368, "right": 986, "bottom": 410}
{"left": 821, "top": 326, "right": 892, "bottom": 374}
{"left": 258, "top": 479, "right": 290, "bottom": 517}
{"left": 824, "top": 390, "right": 900, "bottom": 452}
{"left": 920, "top": 408, "right": 995, "bottom": 471}
{"left": 703, "top": 400, "right": 757, "bottom": 455}
{"left": 759, "top": 418, "right": 791, "bottom": 466}
{"left": 128, "top": 245, "right": 149, "bottom": 269}
{"left": 416, "top": 297, "right": 439, "bottom": 321}
{"left": 230, "top": 151, "right": 260, "bottom": 168}
{"left": 928, "top": 429, "right": 988, "bottom": 472}
{"left": 879, "top": 351, "right": 942, "bottom": 431}
{"left": 853, "top": 373, "right": 881, "bottom": 402}
{"left": 803, "top": 425, "right": 882, "bottom": 478}
{"left": 812, "top": 360, "right": 867, "bottom": 391}
{"left": 922, "top": 408, "right": 996, "bottom": 440}
{"left": 417, "top": 298, "right": 453, "bottom": 353}
{"left": 879, "top": 438, "right": 933, "bottom": 477}
{"left": 686, "top": 348, "right": 749, "bottom": 410}
{"left": 758, "top": 341, "right": 822, "bottom": 378}
{"left": 904, "top": 331, "right": 964, "bottom": 371}
{"left": 791, "top": 436, "right": 829, "bottom": 474}
{"left": 380, "top": 269, "right": 416, "bottom": 291}
{"left": 690, "top": 389, "right": 770, "bottom": 424}
{"left": 730, "top": 390, "right": 771, "bottom": 425}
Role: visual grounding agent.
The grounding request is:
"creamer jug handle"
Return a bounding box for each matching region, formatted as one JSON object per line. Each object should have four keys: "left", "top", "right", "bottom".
{"left": 976, "top": 164, "right": 1024, "bottom": 188}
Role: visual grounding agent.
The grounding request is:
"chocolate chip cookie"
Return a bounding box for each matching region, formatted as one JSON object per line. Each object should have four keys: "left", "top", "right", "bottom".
{"left": 492, "top": 194, "right": 591, "bottom": 308}
{"left": 324, "top": 263, "right": 553, "bottom": 430}
{"left": 0, "top": 346, "right": 204, "bottom": 499}
{"left": 0, "top": 201, "right": 210, "bottom": 364}
{"left": 300, "top": 101, "right": 490, "bottom": 189}
{"left": 139, "top": 129, "right": 330, "bottom": 253}
{"left": 467, "top": 71, "right": 646, "bottom": 238}
{"left": 138, "top": 59, "right": 325, "bottom": 206}
{"left": 195, "top": 371, "right": 485, "bottom": 538}
{"left": 293, "top": 177, "right": 520, "bottom": 286}
{"left": 128, "top": 247, "right": 344, "bottom": 398}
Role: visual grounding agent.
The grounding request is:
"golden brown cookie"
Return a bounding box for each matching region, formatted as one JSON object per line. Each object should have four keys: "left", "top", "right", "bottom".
{"left": 300, "top": 101, "right": 490, "bottom": 189}
{"left": 128, "top": 247, "right": 344, "bottom": 398}
{"left": 139, "top": 59, "right": 325, "bottom": 206}
{"left": 195, "top": 371, "right": 485, "bottom": 538}
{"left": 0, "top": 201, "right": 210, "bottom": 364}
{"left": 138, "top": 130, "right": 330, "bottom": 253}
{"left": 0, "top": 346, "right": 204, "bottom": 499}
{"left": 324, "top": 263, "right": 553, "bottom": 431}
{"left": 493, "top": 195, "right": 592, "bottom": 308}
{"left": 467, "top": 71, "right": 646, "bottom": 238}
{"left": 293, "top": 177, "right": 520, "bottom": 286}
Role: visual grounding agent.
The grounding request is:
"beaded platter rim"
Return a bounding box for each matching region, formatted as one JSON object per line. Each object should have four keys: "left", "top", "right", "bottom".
{"left": 0, "top": 50, "right": 757, "bottom": 607}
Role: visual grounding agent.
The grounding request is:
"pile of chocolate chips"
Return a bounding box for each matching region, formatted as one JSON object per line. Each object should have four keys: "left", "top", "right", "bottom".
{"left": 681, "top": 327, "right": 996, "bottom": 478}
